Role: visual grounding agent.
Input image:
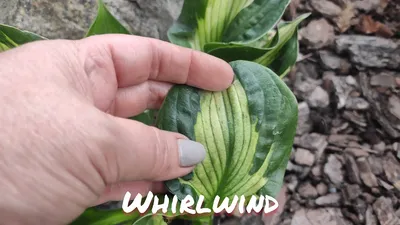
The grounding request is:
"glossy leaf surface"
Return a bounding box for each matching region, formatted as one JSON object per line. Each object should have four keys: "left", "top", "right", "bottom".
{"left": 157, "top": 61, "right": 298, "bottom": 206}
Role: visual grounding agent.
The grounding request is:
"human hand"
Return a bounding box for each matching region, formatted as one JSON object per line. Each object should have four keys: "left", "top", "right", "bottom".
{"left": 0, "top": 35, "right": 233, "bottom": 225}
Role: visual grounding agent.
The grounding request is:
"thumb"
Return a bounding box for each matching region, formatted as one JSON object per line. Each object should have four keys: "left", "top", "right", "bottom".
{"left": 107, "top": 117, "right": 206, "bottom": 182}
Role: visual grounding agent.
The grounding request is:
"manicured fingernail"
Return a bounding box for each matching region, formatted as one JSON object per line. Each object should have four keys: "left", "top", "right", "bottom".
{"left": 178, "top": 139, "right": 206, "bottom": 167}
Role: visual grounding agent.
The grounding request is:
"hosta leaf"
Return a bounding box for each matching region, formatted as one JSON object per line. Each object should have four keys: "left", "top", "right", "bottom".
{"left": 86, "top": 0, "right": 130, "bottom": 37}
{"left": 157, "top": 60, "right": 298, "bottom": 207}
{"left": 133, "top": 214, "right": 167, "bottom": 225}
{"left": 203, "top": 30, "right": 279, "bottom": 62}
{"left": 0, "top": 43, "right": 9, "bottom": 51}
{"left": 70, "top": 195, "right": 183, "bottom": 225}
{"left": 168, "top": 0, "right": 292, "bottom": 50}
{"left": 204, "top": 43, "right": 271, "bottom": 62}
{"left": 130, "top": 110, "right": 157, "bottom": 126}
{"left": 202, "top": 14, "right": 308, "bottom": 68}
{"left": 246, "top": 30, "right": 277, "bottom": 49}
{"left": 174, "top": 214, "right": 210, "bottom": 225}
{"left": 168, "top": 0, "right": 254, "bottom": 50}
{"left": 255, "top": 13, "right": 309, "bottom": 68}
{"left": 268, "top": 29, "right": 298, "bottom": 77}
{"left": 69, "top": 207, "right": 140, "bottom": 225}
{"left": 222, "top": 0, "right": 290, "bottom": 43}
{"left": 130, "top": 195, "right": 187, "bottom": 225}
{"left": 0, "top": 24, "right": 45, "bottom": 51}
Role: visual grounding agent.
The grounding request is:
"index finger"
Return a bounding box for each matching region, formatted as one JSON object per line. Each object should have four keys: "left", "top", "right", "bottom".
{"left": 77, "top": 34, "right": 234, "bottom": 91}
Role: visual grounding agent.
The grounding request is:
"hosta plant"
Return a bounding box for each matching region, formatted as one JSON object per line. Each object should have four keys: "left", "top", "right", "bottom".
{"left": 0, "top": 0, "right": 308, "bottom": 224}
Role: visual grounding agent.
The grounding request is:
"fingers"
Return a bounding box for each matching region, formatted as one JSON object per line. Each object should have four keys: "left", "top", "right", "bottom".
{"left": 105, "top": 117, "right": 206, "bottom": 182}
{"left": 77, "top": 34, "right": 234, "bottom": 91}
{"left": 114, "top": 81, "right": 172, "bottom": 118}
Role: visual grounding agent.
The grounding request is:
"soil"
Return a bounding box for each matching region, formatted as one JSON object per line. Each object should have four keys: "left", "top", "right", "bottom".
{"left": 222, "top": 0, "right": 400, "bottom": 225}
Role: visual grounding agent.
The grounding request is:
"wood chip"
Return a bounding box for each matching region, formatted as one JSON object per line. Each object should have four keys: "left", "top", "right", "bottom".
{"left": 357, "top": 15, "right": 394, "bottom": 38}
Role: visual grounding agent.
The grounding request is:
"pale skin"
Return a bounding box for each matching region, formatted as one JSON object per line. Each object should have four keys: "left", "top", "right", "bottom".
{"left": 0, "top": 34, "right": 234, "bottom": 225}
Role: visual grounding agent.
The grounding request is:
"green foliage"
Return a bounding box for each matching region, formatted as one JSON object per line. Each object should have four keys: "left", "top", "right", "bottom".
{"left": 168, "top": 0, "right": 290, "bottom": 50}
{"left": 0, "top": 24, "right": 45, "bottom": 51}
{"left": 0, "top": 0, "right": 306, "bottom": 224}
{"left": 157, "top": 61, "right": 297, "bottom": 206}
{"left": 221, "top": 0, "right": 291, "bottom": 43}
{"left": 167, "top": 0, "right": 308, "bottom": 77}
{"left": 69, "top": 207, "right": 140, "bottom": 225}
{"left": 70, "top": 195, "right": 185, "bottom": 225}
{"left": 130, "top": 110, "right": 157, "bottom": 126}
{"left": 86, "top": 0, "right": 131, "bottom": 36}
{"left": 254, "top": 13, "right": 309, "bottom": 74}
{"left": 0, "top": 43, "right": 9, "bottom": 51}
{"left": 133, "top": 214, "right": 167, "bottom": 225}
{"left": 203, "top": 42, "right": 275, "bottom": 62}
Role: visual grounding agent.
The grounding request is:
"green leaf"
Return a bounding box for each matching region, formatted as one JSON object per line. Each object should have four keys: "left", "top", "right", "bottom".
{"left": 69, "top": 207, "right": 140, "bottom": 225}
{"left": 222, "top": 0, "right": 290, "bottom": 43}
{"left": 133, "top": 214, "right": 167, "bottom": 225}
{"left": 255, "top": 13, "right": 309, "bottom": 68}
{"left": 70, "top": 195, "right": 182, "bottom": 225}
{"left": 0, "top": 43, "right": 9, "bottom": 51}
{"left": 168, "top": 0, "right": 255, "bottom": 50}
{"left": 204, "top": 43, "right": 270, "bottom": 62}
{"left": 268, "top": 29, "right": 298, "bottom": 77}
{"left": 157, "top": 61, "right": 298, "bottom": 207}
{"left": 201, "top": 14, "right": 308, "bottom": 69}
{"left": 168, "top": 0, "right": 293, "bottom": 50}
{"left": 203, "top": 29, "right": 279, "bottom": 62}
{"left": 86, "top": 0, "right": 131, "bottom": 37}
{"left": 246, "top": 30, "right": 277, "bottom": 48}
{"left": 130, "top": 110, "right": 157, "bottom": 126}
{"left": 0, "top": 24, "right": 45, "bottom": 50}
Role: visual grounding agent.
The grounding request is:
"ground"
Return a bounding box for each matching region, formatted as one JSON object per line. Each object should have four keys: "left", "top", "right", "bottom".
{"left": 241, "top": 0, "right": 400, "bottom": 224}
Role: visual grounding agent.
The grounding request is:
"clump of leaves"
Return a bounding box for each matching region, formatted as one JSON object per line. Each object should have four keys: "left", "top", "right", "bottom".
{"left": 0, "top": 0, "right": 309, "bottom": 225}
{"left": 158, "top": 60, "right": 297, "bottom": 207}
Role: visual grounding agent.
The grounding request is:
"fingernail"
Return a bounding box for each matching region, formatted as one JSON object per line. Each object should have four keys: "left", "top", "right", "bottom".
{"left": 231, "top": 75, "right": 236, "bottom": 85}
{"left": 178, "top": 139, "right": 206, "bottom": 167}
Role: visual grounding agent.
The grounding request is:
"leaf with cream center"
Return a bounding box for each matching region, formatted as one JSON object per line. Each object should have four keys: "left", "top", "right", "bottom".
{"left": 168, "top": 0, "right": 291, "bottom": 50}
{"left": 156, "top": 60, "right": 298, "bottom": 208}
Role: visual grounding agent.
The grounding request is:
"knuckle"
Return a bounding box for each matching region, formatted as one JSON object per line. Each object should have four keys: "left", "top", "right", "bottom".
{"left": 85, "top": 113, "right": 120, "bottom": 185}
{"left": 82, "top": 43, "right": 114, "bottom": 78}
{"left": 148, "top": 127, "right": 172, "bottom": 179}
{"left": 76, "top": 39, "right": 118, "bottom": 110}
{"left": 148, "top": 39, "right": 162, "bottom": 81}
